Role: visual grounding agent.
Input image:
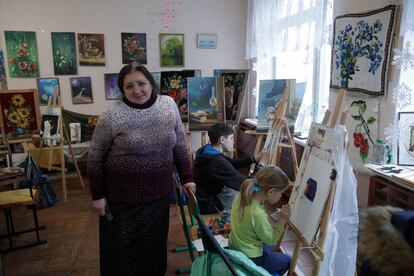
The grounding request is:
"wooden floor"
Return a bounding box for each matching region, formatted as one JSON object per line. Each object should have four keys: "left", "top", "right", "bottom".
{"left": 0, "top": 176, "right": 192, "bottom": 275}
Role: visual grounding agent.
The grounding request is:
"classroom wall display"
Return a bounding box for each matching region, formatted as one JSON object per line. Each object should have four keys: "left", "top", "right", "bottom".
{"left": 0, "top": 50, "right": 7, "bottom": 90}
{"left": 0, "top": 89, "right": 40, "bottom": 139}
{"left": 121, "top": 33, "right": 147, "bottom": 64}
{"left": 398, "top": 112, "right": 414, "bottom": 166}
{"left": 330, "top": 5, "right": 396, "bottom": 95}
{"left": 159, "top": 33, "right": 184, "bottom": 67}
{"left": 51, "top": 32, "right": 77, "bottom": 75}
{"left": 36, "top": 77, "right": 60, "bottom": 105}
{"left": 104, "top": 73, "right": 122, "bottom": 100}
{"left": 187, "top": 77, "right": 225, "bottom": 131}
{"left": 78, "top": 33, "right": 105, "bottom": 66}
{"left": 197, "top": 33, "right": 217, "bottom": 49}
{"left": 213, "top": 69, "right": 249, "bottom": 124}
{"left": 70, "top": 77, "right": 93, "bottom": 104}
{"left": 4, "top": 31, "right": 39, "bottom": 78}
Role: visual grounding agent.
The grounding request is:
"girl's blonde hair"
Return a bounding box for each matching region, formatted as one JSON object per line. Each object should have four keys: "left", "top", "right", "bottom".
{"left": 238, "top": 165, "right": 290, "bottom": 218}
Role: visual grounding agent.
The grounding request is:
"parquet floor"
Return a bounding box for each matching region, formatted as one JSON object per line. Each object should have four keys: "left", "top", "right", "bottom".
{"left": 0, "top": 176, "right": 192, "bottom": 275}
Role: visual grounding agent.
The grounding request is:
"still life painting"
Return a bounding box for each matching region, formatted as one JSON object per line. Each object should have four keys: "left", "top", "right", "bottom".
{"left": 51, "top": 32, "right": 77, "bottom": 75}
{"left": 70, "top": 77, "right": 93, "bottom": 104}
{"left": 187, "top": 77, "right": 224, "bottom": 131}
{"left": 5, "top": 31, "right": 39, "bottom": 78}
{"left": 330, "top": 5, "right": 396, "bottom": 95}
{"left": 159, "top": 33, "right": 184, "bottom": 67}
{"left": 398, "top": 112, "right": 414, "bottom": 166}
{"left": 0, "top": 89, "right": 40, "bottom": 139}
{"left": 36, "top": 77, "right": 60, "bottom": 106}
{"left": 78, "top": 33, "right": 105, "bottom": 66}
{"left": 121, "top": 33, "right": 147, "bottom": 64}
{"left": 104, "top": 73, "right": 122, "bottom": 100}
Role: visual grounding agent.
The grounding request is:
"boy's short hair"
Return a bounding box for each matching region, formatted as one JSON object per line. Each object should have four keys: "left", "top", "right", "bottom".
{"left": 208, "top": 123, "right": 234, "bottom": 145}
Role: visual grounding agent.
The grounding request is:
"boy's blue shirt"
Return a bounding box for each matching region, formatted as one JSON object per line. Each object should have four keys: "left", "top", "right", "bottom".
{"left": 196, "top": 144, "right": 221, "bottom": 157}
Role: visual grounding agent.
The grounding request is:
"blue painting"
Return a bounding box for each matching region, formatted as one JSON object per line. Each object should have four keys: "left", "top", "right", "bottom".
{"left": 188, "top": 77, "right": 224, "bottom": 131}
{"left": 197, "top": 34, "right": 217, "bottom": 49}
{"left": 36, "top": 77, "right": 60, "bottom": 105}
{"left": 104, "top": 73, "right": 122, "bottom": 100}
{"left": 70, "top": 77, "right": 93, "bottom": 104}
{"left": 257, "top": 79, "right": 287, "bottom": 129}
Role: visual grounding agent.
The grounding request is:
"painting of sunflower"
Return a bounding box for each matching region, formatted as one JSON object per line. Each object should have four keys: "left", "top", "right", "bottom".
{"left": 0, "top": 89, "right": 40, "bottom": 139}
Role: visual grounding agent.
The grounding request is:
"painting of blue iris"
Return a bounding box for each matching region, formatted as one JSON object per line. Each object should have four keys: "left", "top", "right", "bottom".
{"left": 197, "top": 34, "right": 217, "bottom": 49}
{"left": 36, "top": 77, "right": 60, "bottom": 105}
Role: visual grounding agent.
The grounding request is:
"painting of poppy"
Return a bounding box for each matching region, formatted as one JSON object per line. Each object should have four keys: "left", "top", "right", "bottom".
{"left": 121, "top": 33, "right": 147, "bottom": 64}
{"left": 78, "top": 33, "right": 105, "bottom": 66}
{"left": 70, "top": 77, "right": 93, "bottom": 104}
{"left": 104, "top": 73, "right": 122, "bottom": 100}
{"left": 51, "top": 32, "right": 77, "bottom": 75}
{"left": 36, "top": 77, "right": 60, "bottom": 106}
{"left": 0, "top": 89, "right": 40, "bottom": 140}
{"left": 4, "top": 31, "right": 39, "bottom": 78}
{"left": 159, "top": 33, "right": 184, "bottom": 67}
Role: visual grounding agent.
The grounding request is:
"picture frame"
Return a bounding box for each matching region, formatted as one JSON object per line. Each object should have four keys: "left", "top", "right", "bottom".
{"left": 197, "top": 33, "right": 217, "bottom": 49}
{"left": 330, "top": 5, "right": 396, "bottom": 95}
{"left": 69, "top": 77, "right": 93, "bottom": 104}
{"left": 0, "top": 89, "right": 41, "bottom": 140}
{"left": 51, "top": 32, "right": 77, "bottom": 75}
{"left": 397, "top": 112, "right": 414, "bottom": 166}
{"left": 36, "top": 77, "right": 60, "bottom": 105}
{"left": 159, "top": 33, "right": 184, "bottom": 67}
{"left": 104, "top": 73, "right": 122, "bottom": 100}
{"left": 41, "top": 114, "right": 60, "bottom": 137}
{"left": 78, "top": 33, "right": 105, "bottom": 66}
{"left": 121, "top": 33, "right": 147, "bottom": 64}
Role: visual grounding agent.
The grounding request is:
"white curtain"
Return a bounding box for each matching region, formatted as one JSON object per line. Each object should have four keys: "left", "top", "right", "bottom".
{"left": 246, "top": 0, "right": 333, "bottom": 132}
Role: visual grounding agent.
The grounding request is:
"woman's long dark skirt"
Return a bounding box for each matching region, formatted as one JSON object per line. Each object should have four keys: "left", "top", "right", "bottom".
{"left": 99, "top": 197, "right": 170, "bottom": 276}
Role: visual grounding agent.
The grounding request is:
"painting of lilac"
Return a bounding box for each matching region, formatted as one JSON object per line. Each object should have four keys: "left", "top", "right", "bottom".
{"left": 104, "top": 73, "right": 122, "bottom": 100}
{"left": 330, "top": 5, "right": 396, "bottom": 95}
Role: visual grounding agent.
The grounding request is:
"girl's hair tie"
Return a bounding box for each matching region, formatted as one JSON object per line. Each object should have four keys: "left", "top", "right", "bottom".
{"left": 251, "top": 183, "right": 262, "bottom": 193}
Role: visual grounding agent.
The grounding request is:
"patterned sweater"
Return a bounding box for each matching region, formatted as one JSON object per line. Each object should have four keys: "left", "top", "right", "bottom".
{"left": 88, "top": 95, "right": 193, "bottom": 204}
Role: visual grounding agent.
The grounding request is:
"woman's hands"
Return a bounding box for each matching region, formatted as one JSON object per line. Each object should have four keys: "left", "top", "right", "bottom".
{"left": 183, "top": 182, "right": 196, "bottom": 195}
{"left": 93, "top": 198, "right": 107, "bottom": 216}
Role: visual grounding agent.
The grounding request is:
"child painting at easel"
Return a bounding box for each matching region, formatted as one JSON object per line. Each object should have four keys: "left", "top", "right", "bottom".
{"left": 229, "top": 165, "right": 291, "bottom": 276}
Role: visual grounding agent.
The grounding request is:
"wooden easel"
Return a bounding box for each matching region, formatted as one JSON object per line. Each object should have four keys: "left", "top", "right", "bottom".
{"left": 31, "top": 92, "right": 84, "bottom": 202}
{"left": 286, "top": 89, "right": 348, "bottom": 276}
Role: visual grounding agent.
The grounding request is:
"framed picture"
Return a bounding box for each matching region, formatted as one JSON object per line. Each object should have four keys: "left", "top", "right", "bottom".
{"left": 213, "top": 69, "right": 249, "bottom": 124}
{"left": 51, "top": 32, "right": 77, "bottom": 75}
{"left": 159, "top": 33, "right": 184, "bottom": 67}
{"left": 0, "top": 50, "right": 7, "bottom": 90}
{"left": 197, "top": 33, "right": 217, "bottom": 49}
{"left": 151, "top": 72, "right": 161, "bottom": 91}
{"left": 0, "top": 89, "right": 40, "bottom": 140}
{"left": 41, "top": 114, "right": 60, "bottom": 137}
{"left": 121, "top": 33, "right": 147, "bottom": 64}
{"left": 104, "top": 73, "right": 122, "bottom": 100}
{"left": 69, "top": 77, "right": 93, "bottom": 104}
{"left": 4, "top": 31, "right": 40, "bottom": 77}
{"left": 330, "top": 5, "right": 396, "bottom": 95}
{"left": 78, "top": 33, "right": 105, "bottom": 66}
{"left": 398, "top": 112, "right": 414, "bottom": 166}
{"left": 36, "top": 77, "right": 60, "bottom": 105}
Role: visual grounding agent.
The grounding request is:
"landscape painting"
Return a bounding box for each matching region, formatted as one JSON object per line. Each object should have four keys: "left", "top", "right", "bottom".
{"left": 159, "top": 33, "right": 184, "bottom": 67}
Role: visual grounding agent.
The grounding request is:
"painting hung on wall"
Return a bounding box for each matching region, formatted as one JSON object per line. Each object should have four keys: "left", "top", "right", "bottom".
{"left": 4, "top": 31, "right": 39, "bottom": 78}
{"left": 0, "top": 89, "right": 40, "bottom": 140}
{"left": 160, "top": 70, "right": 197, "bottom": 121}
{"left": 187, "top": 77, "right": 224, "bottom": 131}
{"left": 51, "top": 32, "right": 77, "bottom": 75}
{"left": 36, "top": 77, "right": 60, "bottom": 105}
{"left": 159, "top": 33, "right": 184, "bottom": 67}
{"left": 78, "top": 33, "right": 105, "bottom": 66}
{"left": 70, "top": 77, "right": 93, "bottom": 104}
{"left": 151, "top": 72, "right": 161, "bottom": 91}
{"left": 213, "top": 69, "right": 249, "bottom": 124}
{"left": 398, "top": 112, "right": 414, "bottom": 166}
{"left": 121, "top": 33, "right": 147, "bottom": 64}
{"left": 330, "top": 5, "right": 396, "bottom": 95}
{"left": 0, "top": 50, "right": 7, "bottom": 90}
{"left": 104, "top": 73, "right": 122, "bottom": 100}
{"left": 197, "top": 34, "right": 217, "bottom": 49}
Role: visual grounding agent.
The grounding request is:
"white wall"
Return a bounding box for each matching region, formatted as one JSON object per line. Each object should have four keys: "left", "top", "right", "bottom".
{"left": 0, "top": 0, "right": 248, "bottom": 115}
{"left": 330, "top": 0, "right": 403, "bottom": 206}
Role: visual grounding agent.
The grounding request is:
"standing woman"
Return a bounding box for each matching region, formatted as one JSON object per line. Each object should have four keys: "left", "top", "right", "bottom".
{"left": 88, "top": 62, "right": 195, "bottom": 276}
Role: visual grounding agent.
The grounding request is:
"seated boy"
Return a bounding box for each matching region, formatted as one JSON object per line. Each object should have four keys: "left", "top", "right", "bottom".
{"left": 193, "top": 123, "right": 264, "bottom": 223}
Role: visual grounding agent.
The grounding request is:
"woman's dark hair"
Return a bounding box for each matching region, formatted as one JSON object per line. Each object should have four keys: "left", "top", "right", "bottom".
{"left": 117, "top": 62, "right": 159, "bottom": 94}
{"left": 208, "top": 123, "right": 234, "bottom": 145}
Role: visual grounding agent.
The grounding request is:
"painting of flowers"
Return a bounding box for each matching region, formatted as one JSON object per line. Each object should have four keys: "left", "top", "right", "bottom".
{"left": 187, "top": 77, "right": 225, "bottom": 131}
{"left": 70, "top": 77, "right": 93, "bottom": 104}
{"left": 0, "top": 89, "right": 40, "bottom": 139}
{"left": 51, "top": 32, "right": 77, "bottom": 75}
{"left": 330, "top": 5, "right": 396, "bottom": 95}
{"left": 104, "top": 73, "right": 122, "bottom": 100}
{"left": 121, "top": 33, "right": 147, "bottom": 64}
{"left": 0, "top": 50, "right": 7, "bottom": 90}
{"left": 159, "top": 33, "right": 184, "bottom": 67}
{"left": 78, "top": 33, "right": 105, "bottom": 66}
{"left": 160, "top": 70, "right": 197, "bottom": 121}
{"left": 4, "top": 31, "right": 39, "bottom": 78}
{"left": 36, "top": 77, "right": 60, "bottom": 106}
